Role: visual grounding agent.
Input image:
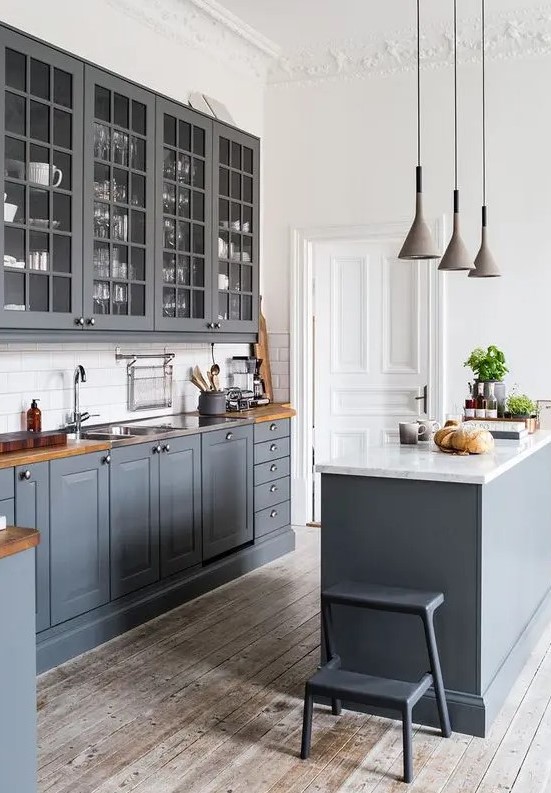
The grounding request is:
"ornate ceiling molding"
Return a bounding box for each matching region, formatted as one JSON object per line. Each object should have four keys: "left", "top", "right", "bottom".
{"left": 268, "top": 5, "right": 551, "bottom": 87}
{"left": 107, "top": 0, "right": 280, "bottom": 82}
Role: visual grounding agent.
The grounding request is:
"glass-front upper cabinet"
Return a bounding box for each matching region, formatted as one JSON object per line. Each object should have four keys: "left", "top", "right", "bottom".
{"left": 0, "top": 29, "right": 83, "bottom": 328}
{"left": 213, "top": 125, "right": 259, "bottom": 334}
{"left": 83, "top": 67, "right": 155, "bottom": 330}
{"left": 155, "top": 98, "right": 212, "bottom": 331}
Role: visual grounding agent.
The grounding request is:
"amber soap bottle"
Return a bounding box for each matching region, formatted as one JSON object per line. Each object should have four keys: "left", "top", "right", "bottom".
{"left": 26, "top": 399, "right": 42, "bottom": 432}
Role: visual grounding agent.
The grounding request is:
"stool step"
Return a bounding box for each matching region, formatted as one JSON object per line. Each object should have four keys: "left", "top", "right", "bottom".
{"left": 307, "top": 667, "right": 433, "bottom": 710}
{"left": 322, "top": 581, "right": 443, "bottom": 615}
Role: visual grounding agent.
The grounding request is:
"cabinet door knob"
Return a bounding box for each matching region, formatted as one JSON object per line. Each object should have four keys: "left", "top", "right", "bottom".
{"left": 270, "top": 464, "right": 277, "bottom": 472}
{"left": 215, "top": 322, "right": 221, "bottom": 329}
{"left": 270, "top": 444, "right": 278, "bottom": 452}
{"left": 162, "top": 444, "right": 170, "bottom": 452}
{"left": 270, "top": 484, "right": 278, "bottom": 493}
{"left": 226, "top": 432, "right": 233, "bottom": 440}
{"left": 20, "top": 470, "right": 31, "bottom": 481}
{"left": 75, "top": 316, "right": 85, "bottom": 326}
{"left": 207, "top": 322, "right": 215, "bottom": 329}
{"left": 102, "top": 454, "right": 111, "bottom": 465}
{"left": 153, "top": 444, "right": 162, "bottom": 454}
{"left": 270, "top": 423, "right": 277, "bottom": 432}
{"left": 270, "top": 510, "right": 278, "bottom": 519}
{"left": 87, "top": 317, "right": 96, "bottom": 326}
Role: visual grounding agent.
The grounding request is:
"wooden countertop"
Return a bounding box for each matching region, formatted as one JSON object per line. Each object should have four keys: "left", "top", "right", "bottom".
{"left": 223, "top": 403, "right": 296, "bottom": 423}
{"left": 0, "top": 526, "right": 40, "bottom": 560}
{"left": 0, "top": 438, "right": 110, "bottom": 470}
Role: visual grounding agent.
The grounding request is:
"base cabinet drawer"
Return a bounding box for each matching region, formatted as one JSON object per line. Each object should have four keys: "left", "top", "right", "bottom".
{"left": 255, "top": 501, "right": 291, "bottom": 539}
{"left": 254, "top": 436, "right": 290, "bottom": 465}
{"left": 254, "top": 477, "right": 290, "bottom": 513}
{"left": 254, "top": 419, "right": 290, "bottom": 444}
{"left": 254, "top": 456, "right": 290, "bottom": 486}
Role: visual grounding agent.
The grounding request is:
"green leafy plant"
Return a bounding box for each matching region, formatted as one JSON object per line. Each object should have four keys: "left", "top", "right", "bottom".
{"left": 506, "top": 391, "right": 537, "bottom": 417}
{"left": 464, "top": 345, "right": 508, "bottom": 382}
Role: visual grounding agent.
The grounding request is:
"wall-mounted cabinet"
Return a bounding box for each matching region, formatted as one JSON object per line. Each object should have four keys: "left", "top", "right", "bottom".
{"left": 0, "top": 23, "right": 260, "bottom": 340}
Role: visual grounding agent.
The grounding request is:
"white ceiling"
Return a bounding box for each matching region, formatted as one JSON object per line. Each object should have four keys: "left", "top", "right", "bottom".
{"left": 216, "top": 0, "right": 547, "bottom": 52}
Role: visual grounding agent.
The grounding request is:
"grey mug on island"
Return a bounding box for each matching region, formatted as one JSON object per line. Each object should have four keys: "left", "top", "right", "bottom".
{"left": 399, "top": 421, "right": 428, "bottom": 445}
{"left": 416, "top": 418, "right": 441, "bottom": 442}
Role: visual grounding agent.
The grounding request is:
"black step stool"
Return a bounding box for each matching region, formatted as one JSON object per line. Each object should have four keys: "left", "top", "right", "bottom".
{"left": 300, "top": 582, "right": 451, "bottom": 783}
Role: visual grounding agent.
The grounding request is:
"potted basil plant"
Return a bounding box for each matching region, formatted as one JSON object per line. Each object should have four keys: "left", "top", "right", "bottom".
{"left": 464, "top": 345, "right": 508, "bottom": 412}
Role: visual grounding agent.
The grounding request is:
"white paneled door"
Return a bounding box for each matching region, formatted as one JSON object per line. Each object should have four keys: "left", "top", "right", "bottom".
{"left": 313, "top": 239, "right": 433, "bottom": 521}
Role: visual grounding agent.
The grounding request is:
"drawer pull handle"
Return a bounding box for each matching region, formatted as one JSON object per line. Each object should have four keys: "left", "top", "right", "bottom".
{"left": 270, "top": 444, "right": 278, "bottom": 452}
{"left": 270, "top": 510, "right": 278, "bottom": 519}
{"left": 102, "top": 454, "right": 111, "bottom": 465}
{"left": 270, "top": 464, "right": 277, "bottom": 472}
{"left": 270, "top": 485, "right": 278, "bottom": 493}
{"left": 270, "top": 423, "right": 277, "bottom": 432}
{"left": 153, "top": 444, "right": 162, "bottom": 454}
{"left": 162, "top": 444, "right": 170, "bottom": 452}
{"left": 226, "top": 432, "right": 234, "bottom": 441}
{"left": 21, "top": 470, "right": 31, "bottom": 481}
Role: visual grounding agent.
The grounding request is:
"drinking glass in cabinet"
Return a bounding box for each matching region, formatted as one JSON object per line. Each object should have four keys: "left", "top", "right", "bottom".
{"left": 163, "top": 149, "right": 175, "bottom": 180}
{"left": 178, "top": 188, "right": 190, "bottom": 218}
{"left": 112, "top": 131, "right": 129, "bottom": 166}
{"left": 177, "top": 256, "right": 190, "bottom": 285}
{"left": 163, "top": 254, "right": 176, "bottom": 283}
{"left": 163, "top": 183, "right": 176, "bottom": 214}
{"left": 218, "top": 234, "right": 228, "bottom": 259}
{"left": 93, "top": 242, "right": 110, "bottom": 278}
{"left": 130, "top": 137, "right": 145, "bottom": 172}
{"left": 113, "top": 169, "right": 128, "bottom": 203}
{"left": 163, "top": 218, "right": 176, "bottom": 249}
{"left": 112, "top": 283, "right": 128, "bottom": 315}
{"left": 94, "top": 202, "right": 110, "bottom": 238}
{"left": 177, "top": 153, "right": 191, "bottom": 184}
{"left": 177, "top": 290, "right": 189, "bottom": 318}
{"left": 94, "top": 124, "right": 110, "bottom": 161}
{"left": 93, "top": 281, "right": 110, "bottom": 313}
{"left": 28, "top": 250, "right": 49, "bottom": 271}
{"left": 112, "top": 245, "right": 128, "bottom": 279}
{"left": 112, "top": 209, "right": 128, "bottom": 242}
{"left": 162, "top": 288, "right": 176, "bottom": 317}
{"left": 94, "top": 162, "right": 110, "bottom": 200}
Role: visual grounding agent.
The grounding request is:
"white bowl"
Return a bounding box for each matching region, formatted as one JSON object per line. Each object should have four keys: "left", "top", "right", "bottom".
{"left": 4, "top": 203, "right": 17, "bottom": 222}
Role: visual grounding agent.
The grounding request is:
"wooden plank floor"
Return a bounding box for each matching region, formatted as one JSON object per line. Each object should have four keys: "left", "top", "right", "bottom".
{"left": 38, "top": 527, "right": 551, "bottom": 792}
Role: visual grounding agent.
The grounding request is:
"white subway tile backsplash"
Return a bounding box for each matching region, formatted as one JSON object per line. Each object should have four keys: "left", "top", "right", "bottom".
{"left": 267, "top": 332, "right": 290, "bottom": 403}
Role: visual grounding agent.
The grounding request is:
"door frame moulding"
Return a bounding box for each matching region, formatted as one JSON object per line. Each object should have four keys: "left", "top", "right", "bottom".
{"left": 290, "top": 220, "right": 447, "bottom": 527}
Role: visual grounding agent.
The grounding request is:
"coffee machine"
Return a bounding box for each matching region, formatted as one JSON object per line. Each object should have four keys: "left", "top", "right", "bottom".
{"left": 226, "top": 356, "right": 269, "bottom": 411}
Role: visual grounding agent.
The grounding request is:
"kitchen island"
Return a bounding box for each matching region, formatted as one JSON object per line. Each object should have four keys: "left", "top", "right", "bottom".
{"left": 317, "top": 432, "right": 551, "bottom": 737}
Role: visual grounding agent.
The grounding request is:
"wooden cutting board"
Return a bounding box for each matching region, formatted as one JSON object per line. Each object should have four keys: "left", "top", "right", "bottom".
{"left": 0, "top": 430, "right": 68, "bottom": 454}
{"left": 254, "top": 303, "right": 273, "bottom": 402}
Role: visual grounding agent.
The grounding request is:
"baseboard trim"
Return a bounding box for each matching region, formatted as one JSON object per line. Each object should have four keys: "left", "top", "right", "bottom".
{"left": 37, "top": 528, "right": 295, "bottom": 673}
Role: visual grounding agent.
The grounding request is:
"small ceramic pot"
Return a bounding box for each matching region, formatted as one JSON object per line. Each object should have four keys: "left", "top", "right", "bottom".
{"left": 198, "top": 390, "right": 226, "bottom": 416}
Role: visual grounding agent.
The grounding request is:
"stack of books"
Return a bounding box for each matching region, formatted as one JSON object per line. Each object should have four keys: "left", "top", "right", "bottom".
{"left": 462, "top": 419, "right": 528, "bottom": 440}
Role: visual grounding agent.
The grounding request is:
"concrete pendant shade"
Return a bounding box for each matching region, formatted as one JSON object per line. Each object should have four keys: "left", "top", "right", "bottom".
{"left": 439, "top": 190, "right": 474, "bottom": 271}
{"left": 399, "top": 166, "right": 440, "bottom": 260}
{"left": 469, "top": 206, "right": 500, "bottom": 277}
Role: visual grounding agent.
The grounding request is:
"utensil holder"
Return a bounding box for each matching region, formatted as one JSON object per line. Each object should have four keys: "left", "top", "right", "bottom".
{"left": 198, "top": 391, "right": 226, "bottom": 416}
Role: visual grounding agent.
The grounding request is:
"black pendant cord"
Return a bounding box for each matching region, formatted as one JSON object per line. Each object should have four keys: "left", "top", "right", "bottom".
{"left": 481, "top": 0, "right": 487, "bottom": 213}
{"left": 453, "top": 0, "right": 458, "bottom": 191}
{"left": 417, "top": 0, "right": 421, "bottom": 168}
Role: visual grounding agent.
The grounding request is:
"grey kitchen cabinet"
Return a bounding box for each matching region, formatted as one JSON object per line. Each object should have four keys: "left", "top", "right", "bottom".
{"left": 202, "top": 424, "right": 253, "bottom": 561}
{"left": 110, "top": 442, "right": 160, "bottom": 599}
{"left": 0, "top": 27, "right": 84, "bottom": 328}
{"left": 83, "top": 66, "right": 155, "bottom": 330}
{"left": 15, "top": 461, "right": 50, "bottom": 631}
{"left": 49, "top": 451, "right": 110, "bottom": 624}
{"left": 155, "top": 98, "right": 213, "bottom": 332}
{"left": 159, "top": 433, "right": 202, "bottom": 577}
{"left": 0, "top": 497, "right": 14, "bottom": 524}
{"left": 213, "top": 124, "right": 259, "bottom": 334}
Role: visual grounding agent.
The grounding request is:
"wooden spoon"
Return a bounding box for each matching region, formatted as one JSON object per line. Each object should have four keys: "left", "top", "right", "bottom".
{"left": 193, "top": 366, "right": 210, "bottom": 392}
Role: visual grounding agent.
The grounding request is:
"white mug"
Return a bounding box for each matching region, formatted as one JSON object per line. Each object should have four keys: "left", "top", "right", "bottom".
{"left": 28, "top": 161, "right": 63, "bottom": 187}
{"left": 417, "top": 419, "right": 441, "bottom": 442}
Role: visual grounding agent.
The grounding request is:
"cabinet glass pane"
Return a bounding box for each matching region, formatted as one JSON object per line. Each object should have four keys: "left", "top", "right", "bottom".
{"left": 30, "top": 101, "right": 49, "bottom": 143}
{"left": 163, "top": 148, "right": 175, "bottom": 180}
{"left": 177, "top": 153, "right": 191, "bottom": 184}
{"left": 163, "top": 182, "right": 175, "bottom": 214}
{"left": 192, "top": 224, "right": 204, "bottom": 255}
{"left": 4, "top": 226, "right": 25, "bottom": 265}
{"left": 130, "top": 283, "right": 145, "bottom": 315}
{"left": 178, "top": 187, "right": 190, "bottom": 218}
{"left": 162, "top": 287, "right": 175, "bottom": 317}
{"left": 243, "top": 147, "right": 253, "bottom": 174}
{"left": 219, "top": 137, "right": 230, "bottom": 165}
{"left": 193, "top": 126, "right": 205, "bottom": 156}
{"left": 112, "top": 130, "right": 128, "bottom": 166}
{"left": 192, "top": 159, "right": 204, "bottom": 189}
{"left": 242, "top": 204, "right": 252, "bottom": 233}
{"left": 29, "top": 231, "right": 49, "bottom": 270}
{"left": 5, "top": 136, "right": 25, "bottom": 180}
{"left": 112, "top": 282, "right": 128, "bottom": 315}
{"left": 93, "top": 280, "right": 110, "bottom": 313}
{"left": 53, "top": 234, "right": 71, "bottom": 273}
{"left": 54, "top": 109, "right": 71, "bottom": 149}
{"left": 94, "top": 123, "right": 110, "bottom": 160}
{"left": 163, "top": 252, "right": 176, "bottom": 283}
{"left": 5, "top": 269, "right": 25, "bottom": 310}
{"left": 6, "top": 49, "right": 26, "bottom": 92}
{"left": 53, "top": 193, "right": 71, "bottom": 232}
{"left": 29, "top": 187, "right": 49, "bottom": 226}
{"left": 29, "top": 273, "right": 49, "bottom": 311}
{"left": 130, "top": 210, "right": 145, "bottom": 245}
{"left": 94, "top": 162, "right": 110, "bottom": 200}
{"left": 94, "top": 241, "right": 110, "bottom": 277}
{"left": 164, "top": 115, "right": 176, "bottom": 146}
{"left": 54, "top": 69, "right": 72, "bottom": 109}
{"left": 54, "top": 150, "right": 72, "bottom": 190}
{"left": 243, "top": 175, "right": 253, "bottom": 204}
{"left": 131, "top": 173, "right": 145, "bottom": 208}
{"left": 114, "top": 93, "right": 129, "bottom": 129}
{"left": 113, "top": 168, "right": 127, "bottom": 203}
{"left": 177, "top": 221, "right": 190, "bottom": 252}
{"left": 242, "top": 265, "right": 252, "bottom": 293}
{"left": 177, "top": 289, "right": 190, "bottom": 318}
{"left": 130, "top": 246, "right": 145, "bottom": 281}
{"left": 192, "top": 290, "right": 203, "bottom": 319}
{"left": 95, "top": 86, "right": 110, "bottom": 122}
{"left": 5, "top": 182, "right": 25, "bottom": 224}
{"left": 94, "top": 202, "right": 110, "bottom": 238}
{"left": 192, "top": 257, "right": 204, "bottom": 287}
{"left": 112, "top": 208, "right": 128, "bottom": 241}
{"left": 30, "top": 59, "right": 50, "bottom": 100}
{"left": 178, "top": 121, "right": 191, "bottom": 151}
{"left": 52, "top": 276, "right": 70, "bottom": 312}
{"left": 177, "top": 255, "right": 190, "bottom": 285}
{"left": 231, "top": 142, "right": 241, "bottom": 169}
{"left": 192, "top": 191, "right": 204, "bottom": 222}
{"left": 131, "top": 137, "right": 145, "bottom": 171}
{"left": 132, "top": 101, "right": 146, "bottom": 135}
{"left": 112, "top": 245, "right": 128, "bottom": 279}
{"left": 6, "top": 92, "right": 26, "bottom": 136}
{"left": 242, "top": 294, "right": 252, "bottom": 321}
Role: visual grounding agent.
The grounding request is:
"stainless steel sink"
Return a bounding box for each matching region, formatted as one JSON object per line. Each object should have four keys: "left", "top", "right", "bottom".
{"left": 81, "top": 424, "right": 176, "bottom": 441}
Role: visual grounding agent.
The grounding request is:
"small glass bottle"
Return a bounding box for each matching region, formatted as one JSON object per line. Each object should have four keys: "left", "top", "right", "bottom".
{"left": 26, "top": 398, "right": 42, "bottom": 432}
{"left": 475, "top": 382, "right": 487, "bottom": 419}
{"left": 485, "top": 382, "right": 498, "bottom": 419}
{"left": 464, "top": 383, "right": 476, "bottom": 419}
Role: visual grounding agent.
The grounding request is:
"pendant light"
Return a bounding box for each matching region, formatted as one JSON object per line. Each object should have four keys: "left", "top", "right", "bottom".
{"left": 399, "top": 0, "right": 440, "bottom": 260}
{"left": 439, "top": 0, "right": 474, "bottom": 271}
{"left": 469, "top": 0, "right": 501, "bottom": 277}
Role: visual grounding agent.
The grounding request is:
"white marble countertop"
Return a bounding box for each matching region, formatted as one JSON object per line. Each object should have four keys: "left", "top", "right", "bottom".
{"left": 316, "top": 431, "right": 551, "bottom": 485}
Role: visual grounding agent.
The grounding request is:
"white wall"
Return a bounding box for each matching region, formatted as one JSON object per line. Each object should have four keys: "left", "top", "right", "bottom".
{"left": 262, "top": 55, "right": 551, "bottom": 410}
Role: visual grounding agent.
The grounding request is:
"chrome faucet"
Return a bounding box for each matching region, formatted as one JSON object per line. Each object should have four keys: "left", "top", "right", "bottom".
{"left": 68, "top": 365, "right": 96, "bottom": 437}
